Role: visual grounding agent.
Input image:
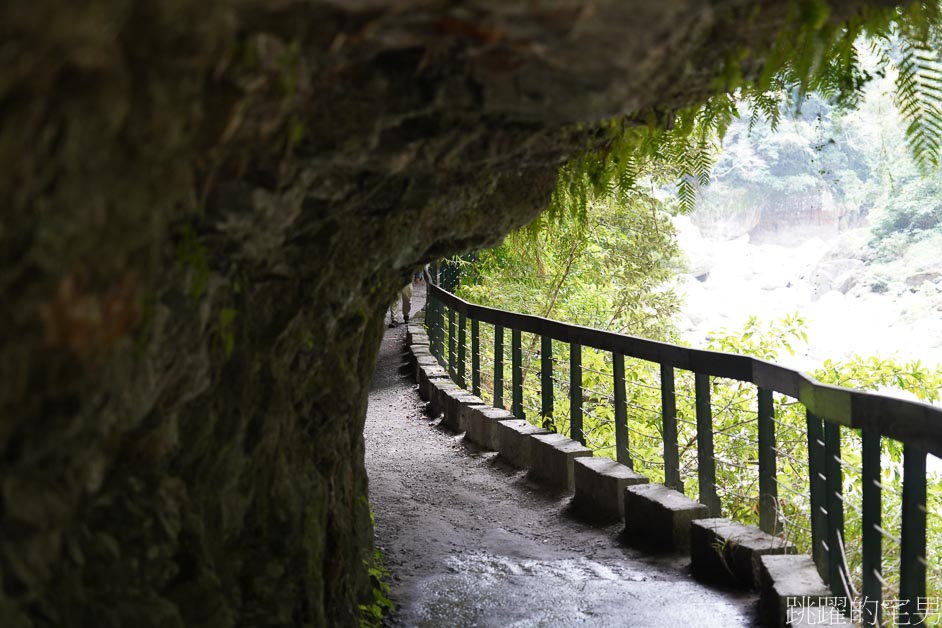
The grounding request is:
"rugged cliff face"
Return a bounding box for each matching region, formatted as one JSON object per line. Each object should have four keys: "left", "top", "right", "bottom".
{"left": 0, "top": 1, "right": 895, "bottom": 626}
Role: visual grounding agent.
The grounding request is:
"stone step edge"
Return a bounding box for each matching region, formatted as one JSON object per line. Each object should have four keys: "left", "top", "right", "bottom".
{"left": 528, "top": 433, "right": 593, "bottom": 492}
{"left": 572, "top": 457, "right": 649, "bottom": 522}
{"left": 758, "top": 554, "right": 837, "bottom": 628}
{"left": 624, "top": 483, "right": 710, "bottom": 552}
{"left": 690, "top": 517, "right": 796, "bottom": 590}
{"left": 462, "top": 404, "right": 516, "bottom": 449}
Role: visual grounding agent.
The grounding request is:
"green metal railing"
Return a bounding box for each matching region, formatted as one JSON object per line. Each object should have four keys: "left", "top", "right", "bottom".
{"left": 426, "top": 282, "right": 942, "bottom": 627}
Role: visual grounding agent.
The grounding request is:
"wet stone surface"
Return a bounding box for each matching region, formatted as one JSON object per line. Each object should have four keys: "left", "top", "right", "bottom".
{"left": 365, "top": 286, "right": 759, "bottom": 627}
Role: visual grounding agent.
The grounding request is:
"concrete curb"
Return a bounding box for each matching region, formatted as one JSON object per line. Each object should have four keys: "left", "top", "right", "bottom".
{"left": 624, "top": 483, "right": 709, "bottom": 551}
{"left": 413, "top": 353, "right": 439, "bottom": 383}
{"left": 528, "top": 433, "right": 593, "bottom": 491}
{"left": 443, "top": 391, "right": 488, "bottom": 432}
{"left": 406, "top": 326, "right": 426, "bottom": 347}
{"left": 572, "top": 457, "right": 648, "bottom": 522}
{"left": 758, "top": 554, "right": 834, "bottom": 628}
{"left": 463, "top": 405, "right": 517, "bottom": 449}
{"left": 690, "top": 518, "right": 795, "bottom": 588}
{"left": 493, "top": 419, "right": 550, "bottom": 469}
{"left": 417, "top": 365, "right": 449, "bottom": 404}
{"left": 430, "top": 379, "right": 468, "bottom": 419}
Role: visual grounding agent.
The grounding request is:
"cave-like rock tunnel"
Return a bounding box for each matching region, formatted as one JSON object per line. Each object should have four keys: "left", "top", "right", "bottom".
{"left": 0, "top": 1, "right": 906, "bottom": 626}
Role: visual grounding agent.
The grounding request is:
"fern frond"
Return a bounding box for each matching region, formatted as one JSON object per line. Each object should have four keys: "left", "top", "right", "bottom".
{"left": 677, "top": 176, "right": 698, "bottom": 214}
{"left": 694, "top": 141, "right": 714, "bottom": 187}
{"left": 895, "top": 38, "right": 942, "bottom": 171}
{"left": 745, "top": 88, "right": 786, "bottom": 133}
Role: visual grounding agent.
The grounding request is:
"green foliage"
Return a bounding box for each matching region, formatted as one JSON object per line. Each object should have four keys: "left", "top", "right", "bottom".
{"left": 300, "top": 329, "right": 315, "bottom": 351}
{"left": 359, "top": 549, "right": 394, "bottom": 628}
{"left": 456, "top": 191, "right": 683, "bottom": 467}
{"left": 288, "top": 114, "right": 306, "bottom": 148}
{"left": 217, "top": 307, "right": 237, "bottom": 358}
{"left": 856, "top": 61, "right": 942, "bottom": 259}
{"left": 278, "top": 39, "right": 303, "bottom": 99}
{"left": 706, "top": 313, "right": 809, "bottom": 360}
{"left": 870, "top": 163, "right": 942, "bottom": 255}
{"left": 684, "top": 39, "right": 942, "bottom": 261}
{"left": 692, "top": 88, "right": 886, "bottom": 242}
{"left": 554, "top": 1, "right": 942, "bottom": 218}
{"left": 552, "top": 104, "right": 731, "bottom": 216}
{"left": 893, "top": 38, "right": 942, "bottom": 171}
{"left": 175, "top": 224, "right": 209, "bottom": 300}
{"left": 133, "top": 296, "right": 157, "bottom": 359}
{"left": 818, "top": 352, "right": 942, "bottom": 403}
{"left": 459, "top": 195, "right": 682, "bottom": 340}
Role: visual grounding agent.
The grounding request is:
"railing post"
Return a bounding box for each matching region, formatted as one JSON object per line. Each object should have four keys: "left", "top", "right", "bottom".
{"left": 447, "top": 307, "right": 456, "bottom": 378}
{"left": 661, "top": 365, "right": 681, "bottom": 492}
{"left": 613, "top": 352, "right": 631, "bottom": 468}
{"left": 899, "top": 445, "right": 927, "bottom": 626}
{"left": 493, "top": 325, "right": 504, "bottom": 409}
{"left": 695, "top": 373, "right": 720, "bottom": 516}
{"left": 428, "top": 297, "right": 438, "bottom": 361}
{"left": 757, "top": 387, "right": 779, "bottom": 534}
{"left": 436, "top": 298, "right": 446, "bottom": 366}
{"left": 471, "top": 319, "right": 480, "bottom": 397}
{"left": 541, "top": 336, "right": 553, "bottom": 421}
{"left": 807, "top": 411, "right": 828, "bottom": 581}
{"left": 511, "top": 328, "right": 523, "bottom": 419}
{"left": 458, "top": 312, "right": 468, "bottom": 388}
{"left": 570, "top": 343, "right": 583, "bottom": 445}
{"left": 861, "top": 428, "right": 882, "bottom": 627}
{"left": 824, "top": 420, "right": 849, "bottom": 603}
{"left": 457, "top": 311, "right": 467, "bottom": 388}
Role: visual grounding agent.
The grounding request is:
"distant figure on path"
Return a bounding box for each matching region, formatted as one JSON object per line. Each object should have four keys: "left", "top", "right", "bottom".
{"left": 388, "top": 282, "right": 412, "bottom": 327}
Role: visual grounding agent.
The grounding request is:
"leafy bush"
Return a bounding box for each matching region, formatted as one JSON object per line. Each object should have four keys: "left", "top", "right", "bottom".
{"left": 359, "top": 549, "right": 394, "bottom": 628}
{"left": 870, "top": 168, "right": 942, "bottom": 257}
{"left": 458, "top": 194, "right": 683, "bottom": 341}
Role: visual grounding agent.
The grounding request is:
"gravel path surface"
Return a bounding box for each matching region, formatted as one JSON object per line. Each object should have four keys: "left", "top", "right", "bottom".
{"left": 365, "top": 285, "right": 759, "bottom": 627}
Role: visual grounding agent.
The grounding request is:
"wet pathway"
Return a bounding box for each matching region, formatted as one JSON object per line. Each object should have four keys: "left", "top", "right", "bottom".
{"left": 364, "top": 284, "right": 759, "bottom": 627}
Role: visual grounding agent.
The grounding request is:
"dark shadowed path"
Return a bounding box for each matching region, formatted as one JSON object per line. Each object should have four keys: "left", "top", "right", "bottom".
{"left": 364, "top": 284, "right": 758, "bottom": 627}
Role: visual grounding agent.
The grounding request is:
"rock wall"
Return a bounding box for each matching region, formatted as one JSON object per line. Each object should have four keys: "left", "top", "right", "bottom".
{"left": 0, "top": 1, "right": 899, "bottom": 626}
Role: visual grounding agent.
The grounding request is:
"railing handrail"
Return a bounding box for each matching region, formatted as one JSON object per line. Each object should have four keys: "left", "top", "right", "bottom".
{"left": 429, "top": 283, "right": 942, "bottom": 459}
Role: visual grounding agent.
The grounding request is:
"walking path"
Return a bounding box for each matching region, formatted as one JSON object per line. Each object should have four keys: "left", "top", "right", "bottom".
{"left": 364, "top": 284, "right": 759, "bottom": 627}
